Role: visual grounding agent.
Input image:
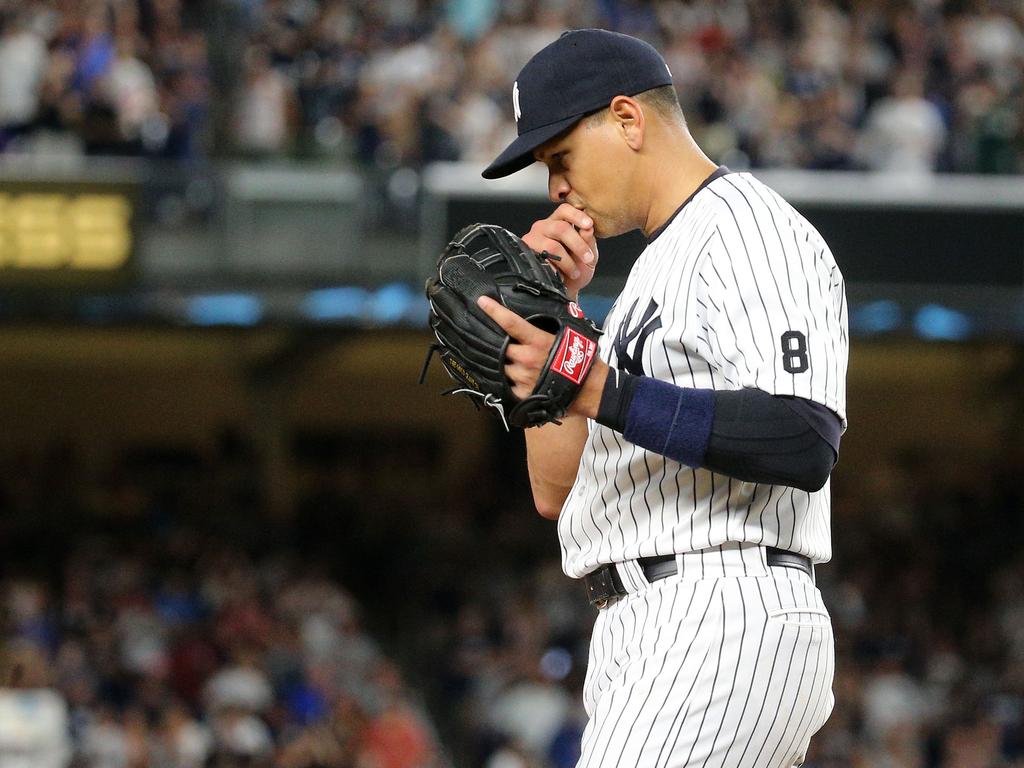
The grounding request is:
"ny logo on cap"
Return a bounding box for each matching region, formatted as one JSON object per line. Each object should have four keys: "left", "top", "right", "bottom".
{"left": 512, "top": 81, "right": 521, "bottom": 124}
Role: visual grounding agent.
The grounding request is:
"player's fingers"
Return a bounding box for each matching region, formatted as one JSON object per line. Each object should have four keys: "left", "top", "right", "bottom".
{"left": 543, "top": 219, "right": 595, "bottom": 267}
{"left": 542, "top": 243, "right": 582, "bottom": 282}
{"left": 503, "top": 361, "right": 536, "bottom": 399}
{"left": 522, "top": 229, "right": 568, "bottom": 261}
{"left": 504, "top": 342, "right": 527, "bottom": 364}
{"left": 520, "top": 236, "right": 582, "bottom": 286}
{"left": 552, "top": 206, "right": 600, "bottom": 265}
{"left": 524, "top": 227, "right": 590, "bottom": 283}
{"left": 504, "top": 342, "right": 544, "bottom": 368}
{"left": 551, "top": 203, "right": 594, "bottom": 233}
{"left": 478, "top": 296, "right": 543, "bottom": 342}
{"left": 548, "top": 220, "right": 595, "bottom": 271}
{"left": 532, "top": 239, "right": 570, "bottom": 266}
{"left": 577, "top": 225, "right": 599, "bottom": 265}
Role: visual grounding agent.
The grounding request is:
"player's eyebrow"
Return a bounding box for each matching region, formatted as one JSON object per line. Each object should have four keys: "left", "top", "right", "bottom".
{"left": 535, "top": 144, "right": 567, "bottom": 164}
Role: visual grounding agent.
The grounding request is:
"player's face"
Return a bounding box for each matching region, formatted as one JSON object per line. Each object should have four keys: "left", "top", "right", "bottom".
{"left": 534, "top": 115, "right": 641, "bottom": 238}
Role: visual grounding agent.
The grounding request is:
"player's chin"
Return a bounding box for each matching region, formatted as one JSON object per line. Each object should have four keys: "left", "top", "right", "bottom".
{"left": 592, "top": 218, "right": 623, "bottom": 239}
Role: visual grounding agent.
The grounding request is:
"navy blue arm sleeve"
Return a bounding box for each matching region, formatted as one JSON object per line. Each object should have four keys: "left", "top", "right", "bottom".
{"left": 596, "top": 371, "right": 841, "bottom": 492}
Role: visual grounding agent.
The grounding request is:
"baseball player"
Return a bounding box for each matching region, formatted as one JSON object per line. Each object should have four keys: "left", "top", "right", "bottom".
{"left": 477, "top": 30, "right": 848, "bottom": 767}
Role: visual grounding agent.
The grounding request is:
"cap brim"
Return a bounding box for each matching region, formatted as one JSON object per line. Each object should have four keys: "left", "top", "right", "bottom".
{"left": 481, "top": 114, "right": 583, "bottom": 179}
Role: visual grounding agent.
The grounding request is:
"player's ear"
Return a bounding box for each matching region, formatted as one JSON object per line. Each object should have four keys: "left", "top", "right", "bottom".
{"left": 609, "top": 95, "right": 644, "bottom": 151}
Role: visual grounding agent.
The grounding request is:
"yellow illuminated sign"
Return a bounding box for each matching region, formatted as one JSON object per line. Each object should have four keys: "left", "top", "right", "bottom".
{"left": 0, "top": 192, "right": 132, "bottom": 272}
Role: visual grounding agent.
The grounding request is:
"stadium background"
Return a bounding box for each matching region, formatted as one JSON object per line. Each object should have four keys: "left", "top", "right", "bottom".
{"left": 0, "top": 1, "right": 1022, "bottom": 767}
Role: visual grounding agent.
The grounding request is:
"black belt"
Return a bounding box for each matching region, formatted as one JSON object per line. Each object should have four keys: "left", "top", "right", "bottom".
{"left": 583, "top": 547, "right": 813, "bottom": 607}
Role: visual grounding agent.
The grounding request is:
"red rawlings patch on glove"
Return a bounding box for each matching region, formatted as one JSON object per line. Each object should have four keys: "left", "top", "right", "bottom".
{"left": 551, "top": 328, "right": 597, "bottom": 385}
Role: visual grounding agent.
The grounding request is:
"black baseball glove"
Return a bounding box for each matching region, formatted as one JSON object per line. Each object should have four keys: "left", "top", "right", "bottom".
{"left": 422, "top": 223, "right": 602, "bottom": 429}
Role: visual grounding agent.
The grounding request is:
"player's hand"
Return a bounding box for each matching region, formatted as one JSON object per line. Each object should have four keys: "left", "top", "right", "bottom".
{"left": 477, "top": 295, "right": 608, "bottom": 418}
{"left": 477, "top": 295, "right": 554, "bottom": 399}
{"left": 522, "top": 203, "right": 599, "bottom": 300}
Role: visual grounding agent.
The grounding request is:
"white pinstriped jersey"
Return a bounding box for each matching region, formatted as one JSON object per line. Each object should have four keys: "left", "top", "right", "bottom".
{"left": 559, "top": 170, "right": 849, "bottom": 579}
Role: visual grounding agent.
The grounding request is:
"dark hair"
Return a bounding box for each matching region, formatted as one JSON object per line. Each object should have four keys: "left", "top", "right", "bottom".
{"left": 584, "top": 85, "right": 686, "bottom": 127}
{"left": 636, "top": 85, "right": 686, "bottom": 124}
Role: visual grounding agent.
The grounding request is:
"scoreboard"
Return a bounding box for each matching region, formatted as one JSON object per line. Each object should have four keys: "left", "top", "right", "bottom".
{"left": 0, "top": 181, "right": 135, "bottom": 286}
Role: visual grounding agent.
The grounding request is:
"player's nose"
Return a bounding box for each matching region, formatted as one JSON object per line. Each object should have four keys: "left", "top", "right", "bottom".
{"left": 548, "top": 172, "right": 570, "bottom": 204}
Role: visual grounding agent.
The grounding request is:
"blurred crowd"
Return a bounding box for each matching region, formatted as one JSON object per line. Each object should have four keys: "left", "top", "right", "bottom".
{"left": 0, "top": 0, "right": 207, "bottom": 159}
{"left": 0, "top": 443, "right": 440, "bottom": 768}
{"left": 803, "top": 455, "right": 1024, "bottom": 768}
{"left": 1, "top": 0, "right": 1022, "bottom": 174}
{"left": 3, "top": 437, "right": 1024, "bottom": 768}
{"left": 233, "top": 0, "right": 1024, "bottom": 174}
{"left": 233, "top": 0, "right": 1023, "bottom": 173}
{"left": 1, "top": 543, "right": 439, "bottom": 768}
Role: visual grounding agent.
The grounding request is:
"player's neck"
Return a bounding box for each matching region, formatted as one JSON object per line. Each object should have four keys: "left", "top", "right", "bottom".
{"left": 640, "top": 139, "right": 719, "bottom": 238}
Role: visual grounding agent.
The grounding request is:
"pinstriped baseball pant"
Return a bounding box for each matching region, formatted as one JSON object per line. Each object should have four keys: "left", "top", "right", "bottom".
{"left": 577, "top": 544, "right": 835, "bottom": 768}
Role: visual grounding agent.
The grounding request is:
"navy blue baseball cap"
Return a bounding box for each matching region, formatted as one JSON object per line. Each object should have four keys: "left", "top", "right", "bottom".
{"left": 482, "top": 29, "right": 674, "bottom": 179}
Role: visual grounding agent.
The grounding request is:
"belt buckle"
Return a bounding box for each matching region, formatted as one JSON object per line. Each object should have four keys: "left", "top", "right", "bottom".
{"left": 585, "top": 565, "right": 623, "bottom": 608}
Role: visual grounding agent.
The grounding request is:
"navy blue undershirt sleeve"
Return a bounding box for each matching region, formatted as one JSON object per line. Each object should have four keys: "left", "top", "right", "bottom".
{"left": 596, "top": 371, "right": 841, "bottom": 492}
{"left": 778, "top": 395, "right": 842, "bottom": 453}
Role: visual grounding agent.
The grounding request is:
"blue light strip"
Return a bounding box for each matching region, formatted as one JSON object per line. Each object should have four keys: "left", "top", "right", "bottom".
{"left": 47, "top": 284, "right": 1024, "bottom": 339}
{"left": 186, "top": 294, "right": 264, "bottom": 326}
{"left": 913, "top": 304, "right": 973, "bottom": 341}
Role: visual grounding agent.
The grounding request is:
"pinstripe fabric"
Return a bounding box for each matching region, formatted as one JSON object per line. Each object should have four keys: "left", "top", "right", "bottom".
{"left": 558, "top": 171, "right": 849, "bottom": 579}
{"left": 578, "top": 563, "right": 834, "bottom": 768}
{"left": 558, "top": 170, "right": 843, "bottom": 766}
